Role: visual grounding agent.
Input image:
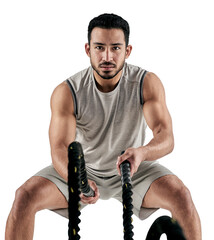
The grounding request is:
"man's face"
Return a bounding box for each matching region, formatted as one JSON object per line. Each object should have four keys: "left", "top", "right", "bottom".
{"left": 85, "top": 27, "right": 132, "bottom": 80}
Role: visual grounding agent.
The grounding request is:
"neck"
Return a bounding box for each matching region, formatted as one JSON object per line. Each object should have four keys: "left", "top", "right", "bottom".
{"left": 93, "top": 70, "right": 123, "bottom": 93}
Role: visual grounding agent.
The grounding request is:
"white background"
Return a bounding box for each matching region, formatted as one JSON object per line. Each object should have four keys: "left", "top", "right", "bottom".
{"left": 0, "top": 0, "right": 213, "bottom": 239}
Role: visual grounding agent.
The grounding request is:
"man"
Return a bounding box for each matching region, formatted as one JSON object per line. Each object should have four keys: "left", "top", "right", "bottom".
{"left": 5, "top": 13, "right": 201, "bottom": 240}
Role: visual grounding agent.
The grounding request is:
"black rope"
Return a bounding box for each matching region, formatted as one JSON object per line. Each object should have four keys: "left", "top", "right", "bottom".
{"left": 120, "top": 156, "right": 134, "bottom": 240}
{"left": 146, "top": 215, "right": 186, "bottom": 240}
{"left": 119, "top": 152, "right": 186, "bottom": 240}
{"left": 68, "top": 142, "right": 186, "bottom": 240}
{"left": 68, "top": 141, "right": 94, "bottom": 240}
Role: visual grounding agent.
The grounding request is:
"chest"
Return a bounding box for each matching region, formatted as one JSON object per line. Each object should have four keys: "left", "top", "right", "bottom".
{"left": 76, "top": 83, "right": 142, "bottom": 132}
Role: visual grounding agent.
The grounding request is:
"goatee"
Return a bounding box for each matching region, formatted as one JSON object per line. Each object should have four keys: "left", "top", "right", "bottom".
{"left": 91, "top": 61, "right": 125, "bottom": 80}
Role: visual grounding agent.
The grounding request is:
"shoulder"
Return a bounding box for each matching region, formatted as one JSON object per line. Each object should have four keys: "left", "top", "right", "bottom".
{"left": 143, "top": 72, "right": 165, "bottom": 102}
{"left": 51, "top": 81, "right": 75, "bottom": 115}
{"left": 124, "top": 63, "right": 145, "bottom": 82}
{"left": 66, "top": 66, "right": 93, "bottom": 92}
{"left": 126, "top": 63, "right": 142, "bottom": 72}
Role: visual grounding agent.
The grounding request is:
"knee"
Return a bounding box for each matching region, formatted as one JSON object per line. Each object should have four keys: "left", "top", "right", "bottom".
{"left": 171, "top": 184, "right": 194, "bottom": 217}
{"left": 11, "top": 186, "right": 36, "bottom": 219}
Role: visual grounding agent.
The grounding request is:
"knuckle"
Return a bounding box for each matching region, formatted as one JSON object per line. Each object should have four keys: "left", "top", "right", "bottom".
{"left": 126, "top": 148, "right": 133, "bottom": 153}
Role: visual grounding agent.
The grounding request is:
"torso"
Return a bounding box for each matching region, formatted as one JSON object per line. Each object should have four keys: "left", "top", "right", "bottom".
{"left": 66, "top": 63, "right": 148, "bottom": 177}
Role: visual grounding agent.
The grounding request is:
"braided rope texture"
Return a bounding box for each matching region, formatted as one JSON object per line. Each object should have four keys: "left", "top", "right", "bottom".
{"left": 68, "top": 141, "right": 95, "bottom": 240}
{"left": 68, "top": 142, "right": 82, "bottom": 240}
{"left": 120, "top": 160, "right": 134, "bottom": 240}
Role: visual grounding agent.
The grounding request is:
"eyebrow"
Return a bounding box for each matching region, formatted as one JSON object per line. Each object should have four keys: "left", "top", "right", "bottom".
{"left": 93, "top": 42, "right": 124, "bottom": 46}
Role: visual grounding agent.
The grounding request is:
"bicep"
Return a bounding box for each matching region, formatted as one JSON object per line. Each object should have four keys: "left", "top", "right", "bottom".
{"left": 142, "top": 72, "right": 173, "bottom": 135}
{"left": 49, "top": 112, "right": 76, "bottom": 150}
{"left": 143, "top": 99, "right": 172, "bottom": 135}
{"left": 49, "top": 82, "right": 76, "bottom": 150}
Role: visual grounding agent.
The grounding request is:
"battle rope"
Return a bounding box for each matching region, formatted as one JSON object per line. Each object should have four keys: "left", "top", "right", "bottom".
{"left": 68, "top": 141, "right": 186, "bottom": 239}
{"left": 68, "top": 141, "right": 94, "bottom": 240}
{"left": 146, "top": 215, "right": 186, "bottom": 240}
{"left": 120, "top": 153, "right": 134, "bottom": 240}
{"left": 119, "top": 156, "right": 186, "bottom": 240}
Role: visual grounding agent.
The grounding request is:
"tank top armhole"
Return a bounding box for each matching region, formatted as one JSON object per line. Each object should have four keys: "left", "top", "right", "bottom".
{"left": 140, "top": 70, "right": 148, "bottom": 105}
{"left": 65, "top": 79, "right": 78, "bottom": 117}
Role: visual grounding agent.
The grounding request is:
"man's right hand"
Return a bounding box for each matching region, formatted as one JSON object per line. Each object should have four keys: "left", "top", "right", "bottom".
{"left": 80, "top": 179, "right": 100, "bottom": 204}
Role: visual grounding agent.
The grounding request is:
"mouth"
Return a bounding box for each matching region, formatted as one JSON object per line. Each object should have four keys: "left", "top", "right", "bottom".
{"left": 99, "top": 64, "right": 116, "bottom": 71}
{"left": 101, "top": 67, "right": 114, "bottom": 71}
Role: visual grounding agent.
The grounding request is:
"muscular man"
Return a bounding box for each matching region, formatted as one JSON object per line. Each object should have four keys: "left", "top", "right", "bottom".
{"left": 5, "top": 13, "right": 201, "bottom": 240}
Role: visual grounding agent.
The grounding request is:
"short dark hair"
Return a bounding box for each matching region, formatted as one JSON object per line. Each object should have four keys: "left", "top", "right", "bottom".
{"left": 88, "top": 13, "right": 130, "bottom": 46}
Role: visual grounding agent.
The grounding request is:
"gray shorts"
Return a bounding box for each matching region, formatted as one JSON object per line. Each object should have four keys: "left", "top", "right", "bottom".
{"left": 34, "top": 161, "right": 173, "bottom": 220}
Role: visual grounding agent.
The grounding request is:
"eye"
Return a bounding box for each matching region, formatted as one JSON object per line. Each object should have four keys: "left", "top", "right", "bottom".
{"left": 95, "top": 46, "right": 104, "bottom": 50}
{"left": 113, "top": 46, "right": 120, "bottom": 50}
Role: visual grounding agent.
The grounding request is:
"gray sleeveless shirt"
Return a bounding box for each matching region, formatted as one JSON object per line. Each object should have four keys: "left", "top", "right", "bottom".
{"left": 66, "top": 63, "right": 147, "bottom": 177}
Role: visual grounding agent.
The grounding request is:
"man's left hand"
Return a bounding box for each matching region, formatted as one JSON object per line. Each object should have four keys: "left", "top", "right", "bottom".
{"left": 116, "top": 147, "right": 145, "bottom": 177}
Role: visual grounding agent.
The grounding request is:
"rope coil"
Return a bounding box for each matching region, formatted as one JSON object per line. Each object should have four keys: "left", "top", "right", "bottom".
{"left": 146, "top": 215, "right": 186, "bottom": 240}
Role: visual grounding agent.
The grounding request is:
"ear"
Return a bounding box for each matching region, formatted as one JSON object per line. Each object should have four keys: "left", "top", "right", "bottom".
{"left": 85, "top": 43, "right": 90, "bottom": 57}
{"left": 125, "top": 45, "right": 132, "bottom": 59}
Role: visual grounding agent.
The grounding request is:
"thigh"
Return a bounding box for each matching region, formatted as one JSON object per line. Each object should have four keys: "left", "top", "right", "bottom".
{"left": 142, "top": 174, "right": 187, "bottom": 211}
{"left": 18, "top": 176, "right": 68, "bottom": 212}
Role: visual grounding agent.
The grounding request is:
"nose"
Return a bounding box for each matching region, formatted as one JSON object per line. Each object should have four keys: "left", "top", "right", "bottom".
{"left": 102, "top": 48, "right": 113, "bottom": 62}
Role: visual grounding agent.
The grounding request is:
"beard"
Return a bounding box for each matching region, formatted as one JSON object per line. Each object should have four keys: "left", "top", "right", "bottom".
{"left": 91, "top": 59, "right": 125, "bottom": 80}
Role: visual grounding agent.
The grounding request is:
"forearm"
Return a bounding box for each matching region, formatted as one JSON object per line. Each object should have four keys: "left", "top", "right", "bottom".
{"left": 139, "top": 129, "right": 174, "bottom": 162}
{"left": 51, "top": 147, "right": 68, "bottom": 182}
